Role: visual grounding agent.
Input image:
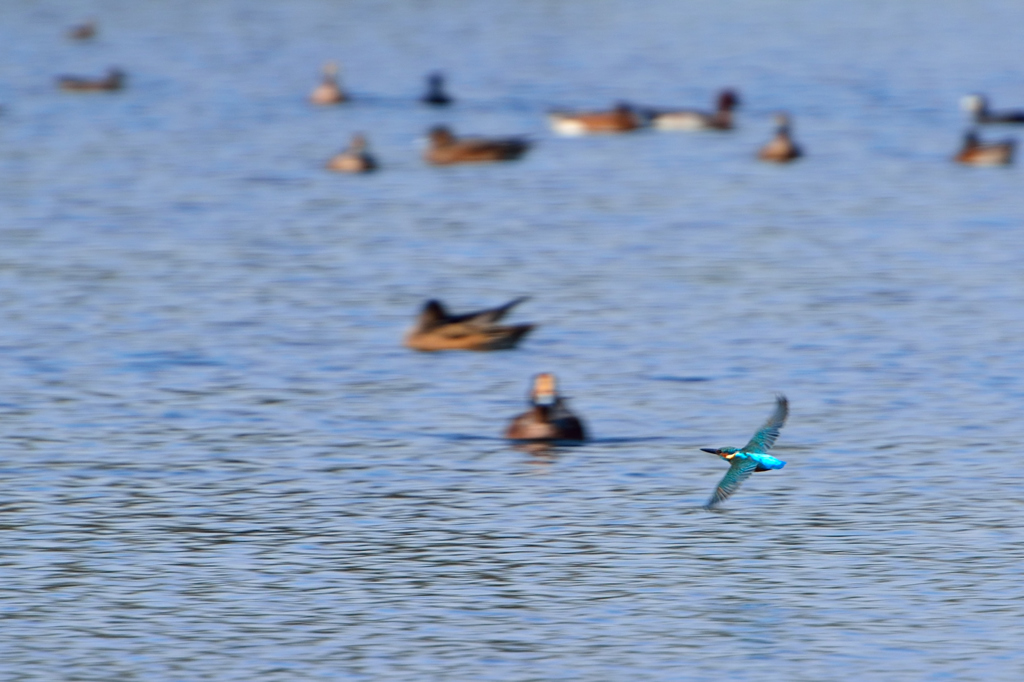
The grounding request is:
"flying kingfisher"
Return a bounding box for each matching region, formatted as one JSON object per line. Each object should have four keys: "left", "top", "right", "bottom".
{"left": 700, "top": 395, "right": 788, "bottom": 509}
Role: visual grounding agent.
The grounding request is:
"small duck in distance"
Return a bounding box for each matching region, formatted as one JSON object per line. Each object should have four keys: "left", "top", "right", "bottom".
{"left": 961, "top": 94, "right": 1024, "bottom": 124}
{"left": 424, "top": 126, "right": 530, "bottom": 165}
{"left": 310, "top": 61, "right": 347, "bottom": 105}
{"left": 57, "top": 67, "right": 124, "bottom": 92}
{"left": 758, "top": 113, "right": 803, "bottom": 163}
{"left": 506, "top": 373, "right": 587, "bottom": 441}
{"left": 953, "top": 130, "right": 1015, "bottom": 166}
{"left": 649, "top": 89, "right": 740, "bottom": 131}
{"left": 404, "top": 297, "right": 535, "bottom": 351}
{"left": 326, "top": 133, "right": 377, "bottom": 173}
{"left": 548, "top": 102, "right": 643, "bottom": 135}
{"left": 422, "top": 72, "right": 453, "bottom": 106}
{"left": 68, "top": 20, "right": 97, "bottom": 40}
{"left": 701, "top": 395, "right": 788, "bottom": 510}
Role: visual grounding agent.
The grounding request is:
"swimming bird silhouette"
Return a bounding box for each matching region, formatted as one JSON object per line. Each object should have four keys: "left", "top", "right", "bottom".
{"left": 404, "top": 297, "right": 534, "bottom": 351}
{"left": 701, "top": 395, "right": 788, "bottom": 509}
{"left": 505, "top": 373, "right": 587, "bottom": 441}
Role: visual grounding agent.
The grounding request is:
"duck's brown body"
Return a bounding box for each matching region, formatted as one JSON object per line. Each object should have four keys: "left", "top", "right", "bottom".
{"left": 505, "top": 374, "right": 587, "bottom": 441}
{"left": 758, "top": 113, "right": 802, "bottom": 163}
{"left": 68, "top": 20, "right": 96, "bottom": 40}
{"left": 58, "top": 68, "right": 124, "bottom": 92}
{"left": 310, "top": 62, "right": 347, "bottom": 105}
{"left": 326, "top": 134, "right": 377, "bottom": 173}
{"left": 954, "top": 131, "right": 1014, "bottom": 166}
{"left": 548, "top": 102, "right": 642, "bottom": 135}
{"left": 404, "top": 298, "right": 534, "bottom": 351}
{"left": 424, "top": 126, "right": 530, "bottom": 165}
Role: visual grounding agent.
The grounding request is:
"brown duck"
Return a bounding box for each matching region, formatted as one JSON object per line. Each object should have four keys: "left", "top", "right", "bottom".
{"left": 424, "top": 126, "right": 530, "bottom": 165}
{"left": 954, "top": 130, "right": 1014, "bottom": 166}
{"left": 548, "top": 102, "right": 643, "bottom": 135}
{"left": 68, "top": 20, "right": 97, "bottom": 40}
{"left": 404, "top": 298, "right": 534, "bottom": 351}
{"left": 326, "top": 133, "right": 377, "bottom": 173}
{"left": 505, "top": 373, "right": 587, "bottom": 441}
{"left": 58, "top": 68, "right": 125, "bottom": 92}
{"left": 310, "top": 61, "right": 347, "bottom": 105}
{"left": 758, "top": 113, "right": 803, "bottom": 163}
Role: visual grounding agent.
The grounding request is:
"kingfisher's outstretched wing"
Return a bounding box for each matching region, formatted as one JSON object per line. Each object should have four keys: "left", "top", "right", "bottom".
{"left": 741, "top": 395, "right": 788, "bottom": 454}
{"left": 705, "top": 457, "right": 759, "bottom": 509}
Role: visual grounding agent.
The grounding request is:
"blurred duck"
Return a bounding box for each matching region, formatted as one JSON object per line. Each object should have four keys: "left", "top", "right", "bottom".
{"left": 57, "top": 68, "right": 124, "bottom": 92}
{"left": 505, "top": 373, "right": 587, "bottom": 441}
{"left": 548, "top": 102, "right": 642, "bottom": 135}
{"left": 68, "top": 20, "right": 97, "bottom": 40}
{"left": 758, "top": 113, "right": 802, "bottom": 163}
{"left": 961, "top": 94, "right": 1024, "bottom": 124}
{"left": 421, "top": 72, "right": 453, "bottom": 106}
{"left": 424, "top": 126, "right": 530, "bottom": 165}
{"left": 310, "top": 62, "right": 347, "bottom": 105}
{"left": 326, "top": 133, "right": 377, "bottom": 173}
{"left": 649, "top": 89, "right": 740, "bottom": 131}
{"left": 953, "top": 130, "right": 1014, "bottom": 166}
{"left": 404, "top": 297, "right": 535, "bottom": 351}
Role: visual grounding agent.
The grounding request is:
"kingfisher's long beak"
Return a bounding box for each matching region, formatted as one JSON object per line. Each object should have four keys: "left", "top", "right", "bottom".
{"left": 700, "top": 448, "right": 719, "bottom": 454}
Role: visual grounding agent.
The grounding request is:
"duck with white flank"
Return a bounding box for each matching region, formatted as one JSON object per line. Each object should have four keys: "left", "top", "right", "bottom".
{"left": 648, "top": 89, "right": 739, "bottom": 131}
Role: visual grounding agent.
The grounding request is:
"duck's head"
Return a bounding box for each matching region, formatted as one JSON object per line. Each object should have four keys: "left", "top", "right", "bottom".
{"left": 530, "top": 373, "right": 559, "bottom": 406}
{"left": 960, "top": 94, "right": 987, "bottom": 115}
{"left": 428, "top": 125, "right": 456, "bottom": 146}
{"left": 350, "top": 133, "right": 368, "bottom": 151}
{"left": 701, "top": 446, "right": 739, "bottom": 460}
{"left": 718, "top": 89, "right": 740, "bottom": 111}
{"left": 963, "top": 129, "right": 980, "bottom": 148}
{"left": 428, "top": 72, "right": 445, "bottom": 89}
{"left": 773, "top": 112, "right": 792, "bottom": 130}
{"left": 417, "top": 299, "right": 448, "bottom": 329}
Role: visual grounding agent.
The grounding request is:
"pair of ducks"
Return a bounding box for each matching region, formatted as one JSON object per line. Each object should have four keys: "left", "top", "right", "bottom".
{"left": 549, "top": 92, "right": 802, "bottom": 163}
{"left": 548, "top": 90, "right": 740, "bottom": 134}
{"left": 954, "top": 94, "right": 1020, "bottom": 166}
{"left": 310, "top": 63, "right": 453, "bottom": 106}
{"left": 326, "top": 126, "right": 531, "bottom": 173}
{"left": 507, "top": 374, "right": 789, "bottom": 510}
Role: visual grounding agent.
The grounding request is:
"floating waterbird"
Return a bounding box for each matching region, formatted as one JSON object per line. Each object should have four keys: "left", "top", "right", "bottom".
{"left": 953, "top": 130, "right": 1015, "bottom": 166}
{"left": 758, "top": 113, "right": 803, "bottom": 163}
{"left": 506, "top": 373, "right": 587, "bottom": 441}
{"left": 326, "top": 133, "right": 377, "bottom": 173}
{"left": 424, "top": 125, "right": 530, "bottom": 165}
{"left": 961, "top": 94, "right": 1024, "bottom": 124}
{"left": 648, "top": 89, "right": 740, "bottom": 131}
{"left": 548, "top": 102, "right": 643, "bottom": 135}
{"left": 310, "top": 61, "right": 347, "bottom": 105}
{"left": 701, "top": 395, "right": 788, "bottom": 509}
{"left": 68, "top": 20, "right": 97, "bottom": 40}
{"left": 57, "top": 68, "right": 124, "bottom": 92}
{"left": 422, "top": 72, "right": 453, "bottom": 106}
{"left": 404, "top": 297, "right": 534, "bottom": 351}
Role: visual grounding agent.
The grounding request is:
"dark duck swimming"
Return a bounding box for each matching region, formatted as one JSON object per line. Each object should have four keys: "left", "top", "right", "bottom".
{"left": 505, "top": 373, "right": 587, "bottom": 442}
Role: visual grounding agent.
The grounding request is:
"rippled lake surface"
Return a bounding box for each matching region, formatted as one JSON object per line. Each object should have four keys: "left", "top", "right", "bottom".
{"left": 2, "top": 1, "right": 1024, "bottom": 680}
